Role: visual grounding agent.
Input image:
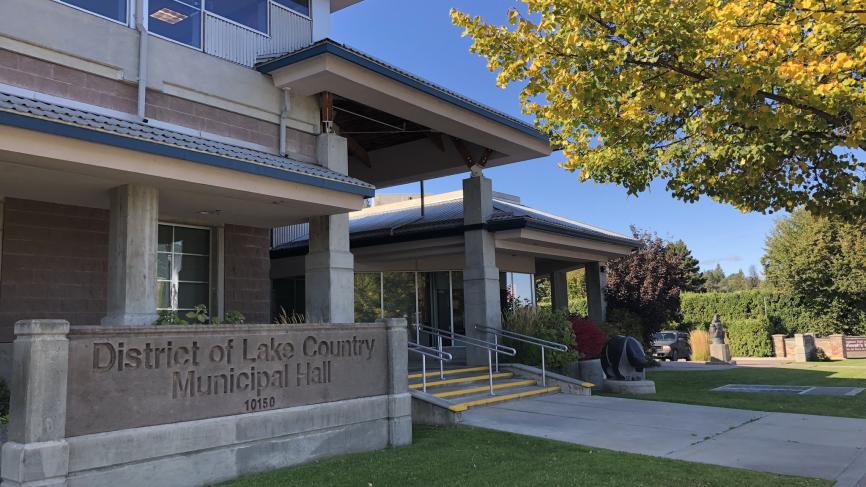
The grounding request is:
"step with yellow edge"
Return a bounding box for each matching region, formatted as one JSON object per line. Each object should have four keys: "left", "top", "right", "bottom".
{"left": 448, "top": 386, "right": 561, "bottom": 412}
{"left": 408, "top": 372, "right": 514, "bottom": 390}
{"left": 407, "top": 366, "right": 488, "bottom": 380}
{"left": 433, "top": 380, "right": 538, "bottom": 399}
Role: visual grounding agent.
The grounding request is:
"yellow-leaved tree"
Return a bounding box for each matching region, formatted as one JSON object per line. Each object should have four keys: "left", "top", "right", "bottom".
{"left": 452, "top": 1, "right": 866, "bottom": 218}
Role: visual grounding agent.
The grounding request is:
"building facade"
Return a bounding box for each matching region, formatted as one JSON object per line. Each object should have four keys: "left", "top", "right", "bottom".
{"left": 0, "top": 1, "right": 554, "bottom": 485}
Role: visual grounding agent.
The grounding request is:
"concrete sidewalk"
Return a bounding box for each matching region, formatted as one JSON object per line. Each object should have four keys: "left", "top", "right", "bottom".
{"left": 462, "top": 394, "right": 866, "bottom": 486}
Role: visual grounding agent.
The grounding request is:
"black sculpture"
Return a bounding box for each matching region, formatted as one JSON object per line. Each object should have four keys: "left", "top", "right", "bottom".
{"left": 600, "top": 336, "right": 649, "bottom": 381}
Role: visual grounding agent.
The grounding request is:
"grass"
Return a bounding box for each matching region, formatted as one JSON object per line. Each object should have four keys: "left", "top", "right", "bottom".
{"left": 609, "top": 364, "right": 866, "bottom": 418}
{"left": 219, "top": 426, "right": 828, "bottom": 487}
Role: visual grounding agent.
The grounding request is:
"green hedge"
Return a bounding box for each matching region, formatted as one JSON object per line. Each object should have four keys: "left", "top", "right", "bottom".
{"left": 680, "top": 290, "right": 809, "bottom": 334}
{"left": 726, "top": 318, "right": 774, "bottom": 357}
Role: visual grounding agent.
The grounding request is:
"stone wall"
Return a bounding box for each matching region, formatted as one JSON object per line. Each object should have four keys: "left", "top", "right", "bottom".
{"left": 0, "top": 49, "right": 316, "bottom": 159}
{"left": 0, "top": 198, "right": 108, "bottom": 342}
{"left": 224, "top": 224, "right": 272, "bottom": 324}
{"left": 772, "top": 334, "right": 848, "bottom": 361}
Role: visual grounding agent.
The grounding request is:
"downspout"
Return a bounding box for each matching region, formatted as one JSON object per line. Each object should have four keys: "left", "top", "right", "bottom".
{"left": 279, "top": 88, "right": 291, "bottom": 156}
{"left": 136, "top": 0, "right": 149, "bottom": 121}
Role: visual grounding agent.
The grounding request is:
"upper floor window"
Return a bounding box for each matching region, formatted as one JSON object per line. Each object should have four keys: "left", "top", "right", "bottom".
{"left": 149, "top": 0, "right": 203, "bottom": 49}
{"left": 207, "top": 0, "right": 269, "bottom": 32}
{"left": 59, "top": 0, "right": 128, "bottom": 24}
{"left": 274, "top": 0, "right": 309, "bottom": 17}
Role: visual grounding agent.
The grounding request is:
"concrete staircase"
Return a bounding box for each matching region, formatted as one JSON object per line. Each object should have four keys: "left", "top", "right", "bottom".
{"left": 408, "top": 366, "right": 563, "bottom": 413}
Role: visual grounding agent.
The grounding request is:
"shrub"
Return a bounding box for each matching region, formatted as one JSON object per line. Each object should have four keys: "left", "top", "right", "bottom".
{"left": 154, "top": 310, "right": 188, "bottom": 325}
{"left": 601, "top": 308, "right": 645, "bottom": 345}
{"left": 503, "top": 306, "right": 580, "bottom": 369}
{"left": 569, "top": 316, "right": 606, "bottom": 359}
{"left": 223, "top": 310, "right": 246, "bottom": 325}
{"left": 680, "top": 290, "right": 808, "bottom": 334}
{"left": 689, "top": 329, "right": 711, "bottom": 361}
{"left": 726, "top": 318, "right": 774, "bottom": 357}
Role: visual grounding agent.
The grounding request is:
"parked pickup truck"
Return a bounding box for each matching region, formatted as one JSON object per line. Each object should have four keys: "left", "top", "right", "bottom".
{"left": 652, "top": 331, "right": 692, "bottom": 361}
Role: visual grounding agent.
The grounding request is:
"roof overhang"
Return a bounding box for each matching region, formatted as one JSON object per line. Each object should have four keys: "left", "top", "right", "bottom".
{"left": 331, "top": 0, "right": 363, "bottom": 12}
{"left": 257, "top": 41, "right": 552, "bottom": 188}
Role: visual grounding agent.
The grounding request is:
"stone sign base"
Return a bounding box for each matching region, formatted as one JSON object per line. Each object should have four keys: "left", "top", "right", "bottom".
{"left": 1, "top": 319, "right": 412, "bottom": 487}
{"left": 603, "top": 379, "right": 656, "bottom": 395}
{"left": 710, "top": 343, "right": 732, "bottom": 363}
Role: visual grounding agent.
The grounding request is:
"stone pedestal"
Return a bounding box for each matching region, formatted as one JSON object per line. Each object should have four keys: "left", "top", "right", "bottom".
{"left": 793, "top": 333, "right": 815, "bottom": 362}
{"left": 462, "top": 175, "right": 501, "bottom": 365}
{"left": 102, "top": 184, "right": 159, "bottom": 326}
{"left": 603, "top": 380, "right": 656, "bottom": 394}
{"left": 710, "top": 343, "right": 731, "bottom": 362}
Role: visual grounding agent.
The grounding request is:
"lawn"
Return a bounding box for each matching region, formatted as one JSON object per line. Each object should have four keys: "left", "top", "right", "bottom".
{"left": 218, "top": 426, "right": 828, "bottom": 487}
{"left": 609, "top": 364, "right": 866, "bottom": 418}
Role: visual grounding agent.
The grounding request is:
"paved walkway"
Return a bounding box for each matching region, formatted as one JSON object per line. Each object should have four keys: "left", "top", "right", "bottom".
{"left": 462, "top": 394, "right": 866, "bottom": 486}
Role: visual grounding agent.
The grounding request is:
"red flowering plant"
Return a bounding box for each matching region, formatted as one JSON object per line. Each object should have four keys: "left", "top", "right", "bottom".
{"left": 569, "top": 316, "right": 607, "bottom": 360}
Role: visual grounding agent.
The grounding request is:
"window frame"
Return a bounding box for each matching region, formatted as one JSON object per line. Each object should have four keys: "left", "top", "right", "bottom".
{"left": 204, "top": 0, "right": 272, "bottom": 36}
{"left": 147, "top": 0, "right": 206, "bottom": 51}
{"left": 156, "top": 222, "right": 212, "bottom": 313}
{"left": 55, "top": 0, "right": 131, "bottom": 26}
{"left": 271, "top": 0, "right": 311, "bottom": 20}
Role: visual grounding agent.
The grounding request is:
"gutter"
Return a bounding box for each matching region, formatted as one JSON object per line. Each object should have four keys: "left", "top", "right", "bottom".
{"left": 135, "top": 0, "right": 148, "bottom": 121}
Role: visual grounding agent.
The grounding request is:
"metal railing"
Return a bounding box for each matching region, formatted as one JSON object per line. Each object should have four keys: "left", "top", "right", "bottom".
{"left": 475, "top": 324, "right": 569, "bottom": 387}
{"left": 411, "top": 324, "right": 516, "bottom": 396}
{"left": 407, "top": 342, "right": 452, "bottom": 393}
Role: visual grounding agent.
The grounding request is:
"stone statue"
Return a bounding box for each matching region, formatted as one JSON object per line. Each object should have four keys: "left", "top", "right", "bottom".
{"left": 709, "top": 314, "right": 725, "bottom": 345}
{"left": 600, "top": 336, "right": 648, "bottom": 381}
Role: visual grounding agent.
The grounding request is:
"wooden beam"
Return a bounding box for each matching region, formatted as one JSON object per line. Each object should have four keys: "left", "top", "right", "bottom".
{"left": 320, "top": 91, "right": 334, "bottom": 131}
{"left": 428, "top": 132, "right": 445, "bottom": 152}
{"left": 345, "top": 135, "right": 371, "bottom": 168}
{"left": 450, "top": 136, "right": 475, "bottom": 169}
{"left": 479, "top": 148, "right": 493, "bottom": 168}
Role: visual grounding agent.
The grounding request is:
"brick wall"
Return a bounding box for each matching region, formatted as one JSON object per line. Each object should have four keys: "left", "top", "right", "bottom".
{"left": 224, "top": 224, "right": 271, "bottom": 324}
{"left": 0, "top": 49, "right": 316, "bottom": 159}
{"left": 0, "top": 199, "right": 109, "bottom": 342}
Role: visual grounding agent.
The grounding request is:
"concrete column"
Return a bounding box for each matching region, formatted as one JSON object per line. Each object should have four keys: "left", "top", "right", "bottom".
{"left": 305, "top": 134, "right": 354, "bottom": 323}
{"left": 102, "top": 185, "right": 159, "bottom": 327}
{"left": 462, "top": 175, "right": 500, "bottom": 365}
{"left": 310, "top": 0, "right": 331, "bottom": 41}
{"left": 385, "top": 318, "right": 411, "bottom": 447}
{"left": 550, "top": 270, "right": 569, "bottom": 312}
{"left": 1, "top": 320, "right": 70, "bottom": 487}
{"left": 585, "top": 262, "right": 608, "bottom": 325}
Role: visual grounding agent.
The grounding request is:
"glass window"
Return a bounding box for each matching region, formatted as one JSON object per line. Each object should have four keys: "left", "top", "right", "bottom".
{"left": 157, "top": 224, "right": 210, "bottom": 312}
{"left": 502, "top": 272, "right": 536, "bottom": 308}
{"left": 206, "top": 0, "right": 268, "bottom": 32}
{"left": 149, "top": 0, "right": 202, "bottom": 48}
{"left": 354, "top": 273, "right": 382, "bottom": 322}
{"left": 274, "top": 0, "right": 309, "bottom": 16}
{"left": 451, "top": 271, "right": 465, "bottom": 336}
{"left": 58, "top": 0, "right": 128, "bottom": 23}
{"left": 383, "top": 272, "right": 416, "bottom": 321}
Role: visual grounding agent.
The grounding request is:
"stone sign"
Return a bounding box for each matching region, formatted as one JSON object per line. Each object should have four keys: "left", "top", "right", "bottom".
{"left": 846, "top": 336, "right": 866, "bottom": 358}
{"left": 66, "top": 323, "right": 389, "bottom": 437}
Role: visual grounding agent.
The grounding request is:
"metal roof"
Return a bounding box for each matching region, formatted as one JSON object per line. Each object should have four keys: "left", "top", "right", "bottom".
{"left": 0, "top": 91, "right": 375, "bottom": 197}
{"left": 272, "top": 194, "right": 639, "bottom": 252}
{"left": 256, "top": 39, "right": 547, "bottom": 141}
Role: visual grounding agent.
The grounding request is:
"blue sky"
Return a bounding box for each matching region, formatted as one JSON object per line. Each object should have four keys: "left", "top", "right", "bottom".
{"left": 332, "top": 0, "right": 780, "bottom": 275}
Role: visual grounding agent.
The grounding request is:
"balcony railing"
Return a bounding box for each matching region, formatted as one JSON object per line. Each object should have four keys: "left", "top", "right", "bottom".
{"left": 204, "top": 3, "right": 312, "bottom": 67}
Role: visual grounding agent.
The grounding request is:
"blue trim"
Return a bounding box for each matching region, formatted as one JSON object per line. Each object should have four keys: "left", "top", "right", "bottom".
{"left": 257, "top": 41, "right": 548, "bottom": 141}
{"left": 0, "top": 110, "right": 375, "bottom": 198}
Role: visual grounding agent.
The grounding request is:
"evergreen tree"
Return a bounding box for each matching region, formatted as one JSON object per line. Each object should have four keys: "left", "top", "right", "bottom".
{"left": 667, "top": 240, "right": 706, "bottom": 292}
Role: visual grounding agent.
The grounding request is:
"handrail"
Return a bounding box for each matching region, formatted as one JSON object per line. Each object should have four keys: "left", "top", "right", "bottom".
{"left": 412, "top": 324, "right": 517, "bottom": 356}
{"left": 475, "top": 324, "right": 569, "bottom": 352}
{"left": 410, "top": 323, "right": 516, "bottom": 396}
{"left": 475, "top": 324, "right": 569, "bottom": 387}
{"left": 408, "top": 341, "right": 453, "bottom": 393}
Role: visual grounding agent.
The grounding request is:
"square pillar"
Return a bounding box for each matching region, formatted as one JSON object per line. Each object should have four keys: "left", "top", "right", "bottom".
{"left": 462, "top": 175, "right": 500, "bottom": 365}
{"left": 585, "top": 262, "right": 608, "bottom": 325}
{"left": 102, "top": 185, "right": 159, "bottom": 327}
{"left": 385, "top": 318, "right": 411, "bottom": 447}
{"left": 550, "top": 270, "right": 569, "bottom": 311}
{"left": 1, "top": 320, "right": 70, "bottom": 487}
{"left": 305, "top": 134, "right": 354, "bottom": 323}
